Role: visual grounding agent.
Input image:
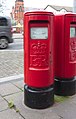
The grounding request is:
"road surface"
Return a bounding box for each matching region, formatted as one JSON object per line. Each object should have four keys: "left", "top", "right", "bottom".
{"left": 2, "top": 33, "right": 23, "bottom": 51}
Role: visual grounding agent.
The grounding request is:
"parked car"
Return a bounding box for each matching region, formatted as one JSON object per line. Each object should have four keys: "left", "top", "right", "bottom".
{"left": 0, "top": 16, "right": 13, "bottom": 49}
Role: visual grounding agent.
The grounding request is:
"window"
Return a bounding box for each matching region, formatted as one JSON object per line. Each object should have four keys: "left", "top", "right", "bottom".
{"left": 0, "top": 18, "right": 8, "bottom": 26}
{"left": 19, "top": 6, "right": 22, "bottom": 12}
{"left": 30, "top": 27, "right": 48, "bottom": 40}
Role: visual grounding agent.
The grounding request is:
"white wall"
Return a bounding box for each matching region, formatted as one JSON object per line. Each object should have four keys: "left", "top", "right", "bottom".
{"left": 73, "top": 0, "right": 76, "bottom": 12}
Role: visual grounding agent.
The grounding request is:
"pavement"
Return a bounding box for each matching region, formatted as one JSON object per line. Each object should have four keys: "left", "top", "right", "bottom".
{"left": 0, "top": 50, "right": 23, "bottom": 79}
{"left": 0, "top": 33, "right": 23, "bottom": 79}
{"left": 0, "top": 33, "right": 76, "bottom": 119}
{"left": 0, "top": 78, "right": 76, "bottom": 119}
{"left": 13, "top": 33, "right": 23, "bottom": 39}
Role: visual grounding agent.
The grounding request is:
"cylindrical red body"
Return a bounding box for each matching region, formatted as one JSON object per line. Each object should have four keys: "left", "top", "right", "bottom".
{"left": 55, "top": 13, "right": 76, "bottom": 78}
{"left": 24, "top": 11, "right": 54, "bottom": 109}
{"left": 24, "top": 11, "right": 54, "bottom": 88}
{"left": 54, "top": 13, "right": 76, "bottom": 96}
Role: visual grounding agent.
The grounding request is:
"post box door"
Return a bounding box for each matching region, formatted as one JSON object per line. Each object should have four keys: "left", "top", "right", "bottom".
{"left": 70, "top": 24, "right": 76, "bottom": 63}
{"left": 29, "top": 21, "right": 49, "bottom": 69}
{"left": 64, "top": 15, "right": 76, "bottom": 77}
{"left": 26, "top": 20, "right": 53, "bottom": 87}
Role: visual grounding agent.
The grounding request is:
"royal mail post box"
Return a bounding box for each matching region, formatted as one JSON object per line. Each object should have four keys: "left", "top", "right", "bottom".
{"left": 55, "top": 13, "right": 76, "bottom": 96}
{"left": 24, "top": 11, "right": 54, "bottom": 109}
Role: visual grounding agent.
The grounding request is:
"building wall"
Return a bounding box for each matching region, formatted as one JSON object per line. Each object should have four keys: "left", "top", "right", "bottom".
{"left": 73, "top": 0, "right": 76, "bottom": 12}
{"left": 14, "top": 0, "right": 24, "bottom": 24}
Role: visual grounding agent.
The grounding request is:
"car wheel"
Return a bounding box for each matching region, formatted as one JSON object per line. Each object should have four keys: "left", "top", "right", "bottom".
{"left": 0, "top": 37, "right": 8, "bottom": 49}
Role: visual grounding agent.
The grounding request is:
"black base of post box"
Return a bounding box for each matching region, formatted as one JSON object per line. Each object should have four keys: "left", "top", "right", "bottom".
{"left": 55, "top": 77, "right": 76, "bottom": 96}
{"left": 24, "top": 84, "right": 54, "bottom": 109}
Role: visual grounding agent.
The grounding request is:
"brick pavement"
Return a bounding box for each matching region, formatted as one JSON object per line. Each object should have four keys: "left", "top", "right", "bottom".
{"left": 0, "top": 51, "right": 23, "bottom": 78}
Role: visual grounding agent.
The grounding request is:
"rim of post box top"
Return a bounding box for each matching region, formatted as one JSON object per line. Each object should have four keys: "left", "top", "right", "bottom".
{"left": 24, "top": 11, "right": 54, "bottom": 16}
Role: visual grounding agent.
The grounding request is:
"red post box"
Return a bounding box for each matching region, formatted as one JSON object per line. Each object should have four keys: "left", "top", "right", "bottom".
{"left": 24, "top": 11, "right": 54, "bottom": 109}
{"left": 55, "top": 13, "right": 76, "bottom": 96}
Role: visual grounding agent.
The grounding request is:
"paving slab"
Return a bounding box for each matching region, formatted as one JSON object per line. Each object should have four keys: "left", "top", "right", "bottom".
{"left": 0, "top": 96, "right": 3, "bottom": 102}
{"left": 1, "top": 80, "right": 76, "bottom": 119}
{"left": 52, "top": 97, "right": 76, "bottom": 119}
{"left": 4, "top": 92, "right": 23, "bottom": 105}
{"left": 69, "top": 95, "right": 76, "bottom": 105}
{"left": 0, "top": 109, "right": 24, "bottom": 119}
{"left": 0, "top": 51, "right": 23, "bottom": 78}
{"left": 5, "top": 92, "right": 60, "bottom": 119}
{"left": 0, "top": 82, "right": 21, "bottom": 96}
{"left": 11, "top": 79, "right": 24, "bottom": 89}
{"left": 0, "top": 96, "right": 8, "bottom": 112}
{"left": 19, "top": 106, "right": 60, "bottom": 119}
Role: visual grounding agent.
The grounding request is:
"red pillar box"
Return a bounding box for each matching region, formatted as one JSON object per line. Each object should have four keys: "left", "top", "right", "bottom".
{"left": 24, "top": 11, "right": 54, "bottom": 109}
{"left": 55, "top": 13, "right": 76, "bottom": 96}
